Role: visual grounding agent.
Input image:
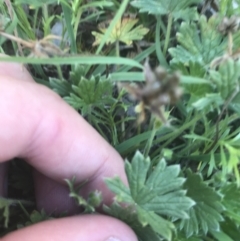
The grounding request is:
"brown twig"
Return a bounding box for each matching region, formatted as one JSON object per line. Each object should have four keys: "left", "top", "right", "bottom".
{"left": 4, "top": 0, "right": 24, "bottom": 55}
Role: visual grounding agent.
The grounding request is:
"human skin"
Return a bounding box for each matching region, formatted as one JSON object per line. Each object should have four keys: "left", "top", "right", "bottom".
{"left": 0, "top": 61, "right": 137, "bottom": 241}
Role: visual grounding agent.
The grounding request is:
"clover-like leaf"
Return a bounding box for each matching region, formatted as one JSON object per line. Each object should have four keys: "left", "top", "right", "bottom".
{"left": 105, "top": 151, "right": 195, "bottom": 241}
{"left": 131, "top": 0, "right": 201, "bottom": 21}
{"left": 92, "top": 18, "right": 149, "bottom": 46}
{"left": 180, "top": 170, "right": 224, "bottom": 237}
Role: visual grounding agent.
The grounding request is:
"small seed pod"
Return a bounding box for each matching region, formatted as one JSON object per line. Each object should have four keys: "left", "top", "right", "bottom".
{"left": 121, "top": 58, "right": 182, "bottom": 125}
{"left": 218, "top": 15, "right": 240, "bottom": 35}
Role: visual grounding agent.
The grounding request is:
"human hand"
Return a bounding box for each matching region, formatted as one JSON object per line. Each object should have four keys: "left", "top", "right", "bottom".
{"left": 0, "top": 61, "right": 137, "bottom": 241}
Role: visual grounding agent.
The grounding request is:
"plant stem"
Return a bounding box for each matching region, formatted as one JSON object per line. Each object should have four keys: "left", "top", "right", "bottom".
{"left": 151, "top": 112, "right": 203, "bottom": 157}
{"left": 74, "top": 9, "right": 82, "bottom": 40}
{"left": 116, "top": 40, "right": 120, "bottom": 57}
{"left": 42, "top": 4, "right": 49, "bottom": 21}
{"left": 228, "top": 31, "right": 233, "bottom": 55}
{"left": 56, "top": 65, "right": 64, "bottom": 80}
{"left": 4, "top": 0, "right": 24, "bottom": 55}
{"left": 144, "top": 119, "right": 158, "bottom": 157}
{"left": 96, "top": 0, "right": 129, "bottom": 54}
{"left": 0, "top": 31, "right": 33, "bottom": 48}
{"left": 61, "top": 2, "right": 77, "bottom": 54}
{"left": 163, "top": 13, "right": 173, "bottom": 56}
{"left": 155, "top": 16, "right": 168, "bottom": 68}
{"left": 115, "top": 40, "right": 125, "bottom": 137}
{"left": 205, "top": 85, "right": 240, "bottom": 153}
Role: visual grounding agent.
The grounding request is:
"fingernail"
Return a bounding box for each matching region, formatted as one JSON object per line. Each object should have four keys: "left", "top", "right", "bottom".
{"left": 105, "top": 237, "right": 122, "bottom": 241}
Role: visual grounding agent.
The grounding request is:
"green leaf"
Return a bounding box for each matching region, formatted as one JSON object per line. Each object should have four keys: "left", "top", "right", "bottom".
{"left": 192, "top": 93, "right": 224, "bottom": 111}
{"left": 125, "top": 152, "right": 151, "bottom": 199}
{"left": 220, "top": 217, "right": 240, "bottom": 241}
{"left": 209, "top": 58, "right": 240, "bottom": 99}
{"left": 131, "top": 0, "right": 201, "bottom": 21}
{"left": 15, "top": 0, "right": 58, "bottom": 8}
{"left": 0, "top": 198, "right": 10, "bottom": 228}
{"left": 105, "top": 177, "right": 133, "bottom": 203}
{"left": 180, "top": 170, "right": 224, "bottom": 237}
{"left": 173, "top": 232, "right": 203, "bottom": 241}
{"left": 210, "top": 230, "right": 235, "bottom": 241}
{"left": 105, "top": 151, "right": 195, "bottom": 240}
{"left": 64, "top": 93, "right": 85, "bottom": 110}
{"left": 66, "top": 178, "right": 102, "bottom": 213}
{"left": 59, "top": 74, "right": 114, "bottom": 115}
{"left": 221, "top": 183, "right": 240, "bottom": 224}
{"left": 169, "top": 15, "right": 226, "bottom": 68}
{"left": 71, "top": 75, "right": 113, "bottom": 105}
{"left": 104, "top": 203, "right": 162, "bottom": 241}
{"left": 49, "top": 78, "right": 72, "bottom": 96}
{"left": 92, "top": 18, "right": 149, "bottom": 46}
{"left": 137, "top": 207, "right": 174, "bottom": 241}
{"left": 0, "top": 56, "right": 143, "bottom": 69}
{"left": 22, "top": 210, "right": 51, "bottom": 227}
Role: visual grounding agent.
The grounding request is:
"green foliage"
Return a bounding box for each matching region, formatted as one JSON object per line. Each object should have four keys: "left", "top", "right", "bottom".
{"left": 0, "top": 198, "right": 11, "bottom": 228}
{"left": 14, "top": 0, "right": 58, "bottom": 8}
{"left": 209, "top": 58, "right": 240, "bottom": 100}
{"left": 66, "top": 178, "right": 102, "bottom": 213}
{"left": 221, "top": 183, "right": 240, "bottom": 224}
{"left": 169, "top": 15, "right": 226, "bottom": 68}
{"left": 49, "top": 67, "right": 123, "bottom": 143}
{"left": 104, "top": 203, "right": 162, "bottom": 241}
{"left": 64, "top": 74, "right": 114, "bottom": 115}
{"left": 131, "top": 0, "right": 201, "bottom": 21}
{"left": 17, "top": 210, "right": 52, "bottom": 228}
{"left": 180, "top": 170, "right": 224, "bottom": 237}
{"left": 105, "top": 151, "right": 195, "bottom": 241}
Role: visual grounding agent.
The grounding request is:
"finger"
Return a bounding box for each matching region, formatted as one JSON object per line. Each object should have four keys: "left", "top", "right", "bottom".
{"left": 0, "top": 56, "right": 33, "bottom": 82}
{"left": 0, "top": 61, "right": 76, "bottom": 212}
{"left": 2, "top": 215, "right": 137, "bottom": 241}
{"left": 33, "top": 170, "right": 80, "bottom": 214}
{"left": 0, "top": 64, "right": 127, "bottom": 205}
{"left": 0, "top": 60, "right": 32, "bottom": 200}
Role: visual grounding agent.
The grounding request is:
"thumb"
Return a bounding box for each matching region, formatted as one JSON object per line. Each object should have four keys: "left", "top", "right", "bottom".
{"left": 2, "top": 215, "right": 138, "bottom": 241}
{"left": 0, "top": 55, "right": 33, "bottom": 82}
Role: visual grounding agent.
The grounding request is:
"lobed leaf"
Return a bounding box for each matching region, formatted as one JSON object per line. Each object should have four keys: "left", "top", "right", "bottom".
{"left": 180, "top": 170, "right": 224, "bottom": 237}
{"left": 169, "top": 15, "right": 226, "bottom": 68}
{"left": 137, "top": 207, "right": 174, "bottom": 241}
{"left": 221, "top": 183, "right": 240, "bottom": 224}
{"left": 131, "top": 0, "right": 201, "bottom": 21}
{"left": 105, "top": 151, "right": 195, "bottom": 240}
{"left": 209, "top": 58, "right": 240, "bottom": 99}
{"left": 104, "top": 203, "right": 162, "bottom": 241}
{"left": 92, "top": 18, "right": 149, "bottom": 46}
